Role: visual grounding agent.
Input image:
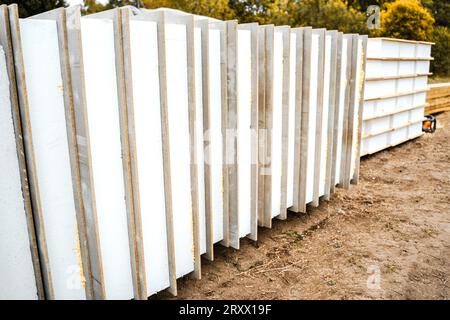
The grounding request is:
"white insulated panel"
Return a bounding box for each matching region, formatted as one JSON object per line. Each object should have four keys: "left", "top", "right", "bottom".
{"left": 194, "top": 26, "right": 207, "bottom": 255}
{"left": 165, "top": 22, "right": 195, "bottom": 278}
{"left": 237, "top": 28, "right": 252, "bottom": 237}
{"left": 208, "top": 27, "right": 224, "bottom": 243}
{"left": 270, "top": 30, "right": 283, "bottom": 218}
{"left": 319, "top": 34, "right": 332, "bottom": 196}
{"left": 306, "top": 33, "right": 319, "bottom": 203}
{"left": 286, "top": 32, "right": 296, "bottom": 207}
{"left": 362, "top": 38, "right": 432, "bottom": 156}
{"left": 416, "top": 61, "right": 430, "bottom": 74}
{"left": 20, "top": 19, "right": 85, "bottom": 299}
{"left": 334, "top": 37, "right": 349, "bottom": 184}
{"left": 0, "top": 46, "right": 38, "bottom": 300}
{"left": 81, "top": 18, "right": 134, "bottom": 299}
{"left": 128, "top": 19, "right": 170, "bottom": 296}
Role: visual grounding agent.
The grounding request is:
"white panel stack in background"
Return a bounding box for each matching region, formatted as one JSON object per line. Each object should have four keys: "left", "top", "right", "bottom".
{"left": 362, "top": 38, "right": 433, "bottom": 156}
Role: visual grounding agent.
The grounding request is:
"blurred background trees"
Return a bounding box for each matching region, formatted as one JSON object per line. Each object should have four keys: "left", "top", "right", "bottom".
{"left": 0, "top": 0, "right": 448, "bottom": 77}
{"left": 375, "top": 0, "right": 435, "bottom": 41}
{"left": 0, "top": 0, "right": 68, "bottom": 17}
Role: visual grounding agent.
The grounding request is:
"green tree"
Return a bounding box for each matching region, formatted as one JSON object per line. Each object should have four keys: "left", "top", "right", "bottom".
{"left": 0, "top": 0, "right": 68, "bottom": 17}
{"left": 347, "top": 0, "right": 390, "bottom": 11}
{"left": 426, "top": 0, "right": 450, "bottom": 27}
{"left": 142, "top": 0, "right": 235, "bottom": 21}
{"left": 82, "top": 0, "right": 108, "bottom": 14}
{"left": 378, "top": 0, "right": 435, "bottom": 41}
{"left": 106, "top": 0, "right": 138, "bottom": 7}
{"left": 292, "top": 0, "right": 368, "bottom": 34}
{"left": 431, "top": 26, "right": 450, "bottom": 76}
{"left": 84, "top": 0, "right": 235, "bottom": 20}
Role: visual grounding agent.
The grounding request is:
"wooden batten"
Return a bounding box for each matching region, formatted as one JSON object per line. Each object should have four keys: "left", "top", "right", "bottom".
{"left": 225, "top": 20, "right": 240, "bottom": 249}
{"left": 297, "top": 27, "right": 312, "bottom": 213}
{"left": 329, "top": 32, "right": 344, "bottom": 193}
{"left": 257, "top": 25, "right": 267, "bottom": 225}
{"left": 262, "top": 24, "right": 274, "bottom": 228}
{"left": 351, "top": 35, "right": 368, "bottom": 185}
{"left": 338, "top": 34, "right": 354, "bottom": 188}
{"left": 323, "top": 30, "right": 339, "bottom": 200}
{"left": 291, "top": 27, "right": 305, "bottom": 213}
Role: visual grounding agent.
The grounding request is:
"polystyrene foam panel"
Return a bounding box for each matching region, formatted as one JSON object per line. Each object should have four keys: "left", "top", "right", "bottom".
{"left": 392, "top": 110, "right": 410, "bottom": 127}
{"left": 366, "top": 38, "right": 382, "bottom": 58}
{"left": 365, "top": 79, "right": 396, "bottom": 100}
{"left": 366, "top": 116, "right": 390, "bottom": 135}
{"left": 20, "top": 19, "right": 85, "bottom": 299}
{"left": 334, "top": 37, "right": 348, "bottom": 183}
{"left": 194, "top": 26, "right": 207, "bottom": 255}
{"left": 81, "top": 18, "right": 134, "bottom": 299}
{"left": 366, "top": 60, "right": 399, "bottom": 78}
{"left": 416, "top": 61, "right": 430, "bottom": 74}
{"left": 398, "top": 61, "right": 416, "bottom": 76}
{"left": 319, "top": 34, "right": 331, "bottom": 196}
{"left": 306, "top": 33, "right": 319, "bottom": 203}
{"left": 398, "top": 42, "right": 415, "bottom": 58}
{"left": 365, "top": 133, "right": 389, "bottom": 155}
{"left": 0, "top": 46, "right": 38, "bottom": 300}
{"left": 208, "top": 28, "right": 224, "bottom": 243}
{"left": 409, "top": 122, "right": 423, "bottom": 138}
{"left": 237, "top": 29, "right": 252, "bottom": 237}
{"left": 397, "top": 78, "right": 414, "bottom": 92}
{"left": 397, "top": 95, "right": 414, "bottom": 109}
{"left": 287, "top": 32, "right": 296, "bottom": 207}
{"left": 414, "top": 76, "right": 428, "bottom": 90}
{"left": 129, "top": 19, "right": 170, "bottom": 296}
{"left": 410, "top": 106, "right": 424, "bottom": 122}
{"left": 417, "top": 44, "right": 431, "bottom": 58}
{"left": 165, "top": 23, "right": 195, "bottom": 278}
{"left": 390, "top": 126, "right": 408, "bottom": 145}
{"left": 414, "top": 91, "right": 427, "bottom": 105}
{"left": 270, "top": 30, "right": 283, "bottom": 218}
{"left": 362, "top": 39, "right": 431, "bottom": 156}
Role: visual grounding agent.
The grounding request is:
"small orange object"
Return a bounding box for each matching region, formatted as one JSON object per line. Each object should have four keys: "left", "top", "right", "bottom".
{"left": 422, "top": 115, "right": 436, "bottom": 133}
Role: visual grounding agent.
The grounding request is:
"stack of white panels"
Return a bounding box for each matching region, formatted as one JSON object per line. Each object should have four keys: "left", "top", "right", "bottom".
{"left": 0, "top": 3, "right": 372, "bottom": 300}
{"left": 362, "top": 38, "right": 433, "bottom": 156}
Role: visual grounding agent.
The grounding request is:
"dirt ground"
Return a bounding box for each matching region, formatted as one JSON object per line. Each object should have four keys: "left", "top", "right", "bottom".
{"left": 159, "top": 111, "right": 450, "bottom": 300}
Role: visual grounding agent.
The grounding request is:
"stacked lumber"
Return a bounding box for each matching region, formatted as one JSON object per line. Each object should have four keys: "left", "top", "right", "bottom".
{"left": 425, "top": 83, "right": 450, "bottom": 114}
{"left": 0, "top": 4, "right": 367, "bottom": 299}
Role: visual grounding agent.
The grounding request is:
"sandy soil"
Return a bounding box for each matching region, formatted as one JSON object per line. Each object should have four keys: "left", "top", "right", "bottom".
{"left": 159, "top": 111, "right": 450, "bottom": 300}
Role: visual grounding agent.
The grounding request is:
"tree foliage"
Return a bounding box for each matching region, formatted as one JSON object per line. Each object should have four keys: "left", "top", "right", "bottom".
{"left": 292, "top": 0, "right": 368, "bottom": 34}
{"left": 426, "top": 0, "right": 450, "bottom": 27}
{"left": 142, "top": 0, "right": 235, "bottom": 21}
{"left": 5, "top": 0, "right": 449, "bottom": 76}
{"left": 431, "top": 26, "right": 450, "bottom": 76}
{"left": 0, "top": 0, "right": 67, "bottom": 17}
{"left": 377, "top": 0, "right": 435, "bottom": 41}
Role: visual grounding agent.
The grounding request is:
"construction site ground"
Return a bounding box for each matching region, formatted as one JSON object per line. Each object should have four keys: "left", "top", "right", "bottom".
{"left": 157, "top": 111, "right": 450, "bottom": 300}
